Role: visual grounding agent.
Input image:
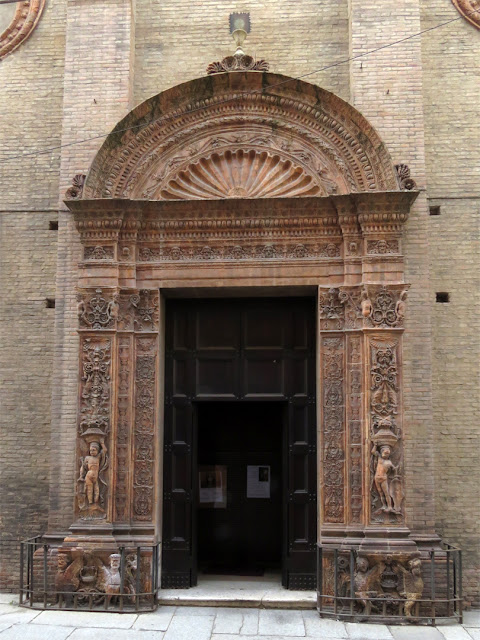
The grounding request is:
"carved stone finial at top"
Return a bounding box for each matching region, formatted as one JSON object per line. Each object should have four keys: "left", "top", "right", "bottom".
{"left": 66, "top": 174, "right": 86, "bottom": 199}
{"left": 207, "top": 54, "right": 269, "bottom": 75}
{"left": 395, "top": 164, "right": 416, "bottom": 191}
{"left": 207, "top": 12, "right": 269, "bottom": 75}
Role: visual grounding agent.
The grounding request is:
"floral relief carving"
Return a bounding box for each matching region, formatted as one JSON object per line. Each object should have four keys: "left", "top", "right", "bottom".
{"left": 366, "top": 239, "right": 399, "bottom": 255}
{"left": 347, "top": 336, "right": 363, "bottom": 523}
{"left": 133, "top": 338, "right": 157, "bottom": 522}
{"left": 117, "top": 290, "right": 159, "bottom": 332}
{"left": 137, "top": 242, "right": 341, "bottom": 263}
{"left": 363, "top": 286, "right": 408, "bottom": 329}
{"left": 115, "top": 337, "right": 131, "bottom": 521}
{"left": 84, "top": 246, "right": 115, "bottom": 261}
{"left": 318, "top": 289, "right": 344, "bottom": 331}
{"left": 395, "top": 164, "right": 417, "bottom": 191}
{"left": 322, "top": 337, "right": 345, "bottom": 524}
{"left": 77, "top": 289, "right": 119, "bottom": 330}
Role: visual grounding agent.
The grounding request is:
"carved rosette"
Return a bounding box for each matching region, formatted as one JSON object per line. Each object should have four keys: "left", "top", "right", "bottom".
{"left": 321, "top": 336, "right": 345, "bottom": 524}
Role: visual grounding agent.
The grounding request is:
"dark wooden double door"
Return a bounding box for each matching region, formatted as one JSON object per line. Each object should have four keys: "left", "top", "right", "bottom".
{"left": 162, "top": 298, "right": 317, "bottom": 590}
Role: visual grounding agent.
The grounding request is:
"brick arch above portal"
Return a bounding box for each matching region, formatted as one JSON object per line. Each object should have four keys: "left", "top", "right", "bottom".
{"left": 83, "top": 72, "right": 400, "bottom": 200}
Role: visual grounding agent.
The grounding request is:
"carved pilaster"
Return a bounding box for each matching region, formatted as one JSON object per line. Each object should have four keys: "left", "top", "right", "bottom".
{"left": 114, "top": 336, "right": 132, "bottom": 522}
{"left": 321, "top": 335, "right": 346, "bottom": 524}
{"left": 346, "top": 334, "right": 364, "bottom": 525}
{"left": 76, "top": 335, "right": 113, "bottom": 521}
{"left": 367, "top": 335, "right": 404, "bottom": 525}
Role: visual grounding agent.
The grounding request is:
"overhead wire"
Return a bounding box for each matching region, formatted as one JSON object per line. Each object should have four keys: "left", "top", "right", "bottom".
{"left": 0, "top": 6, "right": 478, "bottom": 165}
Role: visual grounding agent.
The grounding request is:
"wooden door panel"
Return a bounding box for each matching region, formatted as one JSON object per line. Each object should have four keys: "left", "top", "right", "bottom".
{"left": 162, "top": 299, "right": 317, "bottom": 589}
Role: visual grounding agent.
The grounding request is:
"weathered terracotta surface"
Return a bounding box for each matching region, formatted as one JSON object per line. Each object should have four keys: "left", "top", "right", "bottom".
{"left": 62, "top": 71, "right": 421, "bottom": 582}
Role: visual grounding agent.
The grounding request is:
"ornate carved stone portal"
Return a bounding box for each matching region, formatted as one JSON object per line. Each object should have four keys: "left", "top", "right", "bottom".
{"left": 62, "top": 71, "right": 420, "bottom": 591}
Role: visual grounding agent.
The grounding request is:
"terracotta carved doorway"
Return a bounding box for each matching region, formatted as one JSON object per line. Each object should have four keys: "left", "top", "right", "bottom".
{"left": 161, "top": 297, "right": 317, "bottom": 590}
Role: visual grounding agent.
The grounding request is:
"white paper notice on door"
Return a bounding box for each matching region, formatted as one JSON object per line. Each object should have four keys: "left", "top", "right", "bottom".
{"left": 247, "top": 465, "right": 270, "bottom": 499}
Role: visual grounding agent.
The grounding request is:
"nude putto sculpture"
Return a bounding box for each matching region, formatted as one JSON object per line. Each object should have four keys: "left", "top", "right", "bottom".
{"left": 372, "top": 444, "right": 400, "bottom": 513}
{"left": 78, "top": 440, "right": 107, "bottom": 513}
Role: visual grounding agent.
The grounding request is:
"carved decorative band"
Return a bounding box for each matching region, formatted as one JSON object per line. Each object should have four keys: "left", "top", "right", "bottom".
{"left": 368, "top": 336, "right": 404, "bottom": 525}
{"left": 321, "top": 336, "right": 346, "bottom": 524}
{"left": 133, "top": 337, "right": 158, "bottom": 522}
{"left": 115, "top": 336, "right": 132, "bottom": 521}
{"left": 84, "top": 245, "right": 115, "bottom": 261}
{"left": 137, "top": 242, "right": 341, "bottom": 262}
{"left": 347, "top": 335, "right": 363, "bottom": 524}
{"left": 76, "top": 336, "right": 112, "bottom": 521}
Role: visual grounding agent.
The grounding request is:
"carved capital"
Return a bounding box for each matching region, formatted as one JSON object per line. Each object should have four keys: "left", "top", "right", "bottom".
{"left": 77, "top": 289, "right": 119, "bottom": 331}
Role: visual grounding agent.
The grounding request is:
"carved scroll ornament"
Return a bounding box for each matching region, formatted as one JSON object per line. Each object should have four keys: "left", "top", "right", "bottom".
{"left": 78, "top": 289, "right": 119, "bottom": 330}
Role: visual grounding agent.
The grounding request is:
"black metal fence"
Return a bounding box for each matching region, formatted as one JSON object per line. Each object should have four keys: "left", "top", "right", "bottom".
{"left": 317, "top": 543, "right": 462, "bottom": 625}
{"left": 19, "top": 536, "right": 161, "bottom": 612}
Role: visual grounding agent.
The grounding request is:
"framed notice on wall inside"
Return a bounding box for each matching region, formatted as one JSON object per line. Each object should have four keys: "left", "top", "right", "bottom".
{"left": 247, "top": 465, "right": 271, "bottom": 498}
{"left": 199, "top": 465, "right": 227, "bottom": 508}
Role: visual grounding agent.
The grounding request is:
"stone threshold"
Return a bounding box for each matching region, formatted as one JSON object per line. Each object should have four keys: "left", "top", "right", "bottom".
{"left": 157, "top": 574, "right": 316, "bottom": 610}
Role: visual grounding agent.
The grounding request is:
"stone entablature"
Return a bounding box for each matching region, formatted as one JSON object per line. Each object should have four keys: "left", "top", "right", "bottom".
{"left": 68, "top": 192, "right": 416, "bottom": 290}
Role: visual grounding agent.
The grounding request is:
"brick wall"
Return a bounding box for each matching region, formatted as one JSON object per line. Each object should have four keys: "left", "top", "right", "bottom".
{"left": 0, "top": 0, "right": 64, "bottom": 591}
{"left": 420, "top": 0, "right": 480, "bottom": 607}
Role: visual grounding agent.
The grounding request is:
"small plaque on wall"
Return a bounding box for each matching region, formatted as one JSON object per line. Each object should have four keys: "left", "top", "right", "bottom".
{"left": 199, "top": 465, "right": 227, "bottom": 508}
{"left": 247, "top": 465, "right": 270, "bottom": 498}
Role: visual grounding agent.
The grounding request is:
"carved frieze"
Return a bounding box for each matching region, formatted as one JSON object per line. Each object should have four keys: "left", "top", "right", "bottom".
{"left": 206, "top": 53, "right": 269, "bottom": 74}
{"left": 133, "top": 338, "right": 157, "bottom": 522}
{"left": 84, "top": 245, "right": 115, "bottom": 261}
{"left": 78, "top": 289, "right": 119, "bottom": 331}
{"left": 77, "top": 337, "right": 112, "bottom": 519}
{"left": 137, "top": 242, "right": 341, "bottom": 263}
{"left": 322, "top": 336, "right": 345, "bottom": 524}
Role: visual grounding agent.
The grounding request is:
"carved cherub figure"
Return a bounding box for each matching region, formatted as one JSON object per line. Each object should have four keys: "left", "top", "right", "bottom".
{"left": 77, "top": 294, "right": 86, "bottom": 324}
{"left": 78, "top": 440, "right": 107, "bottom": 510}
{"left": 372, "top": 445, "right": 398, "bottom": 513}
{"left": 395, "top": 558, "right": 424, "bottom": 618}
{"left": 354, "top": 556, "right": 386, "bottom": 614}
{"left": 395, "top": 290, "right": 408, "bottom": 323}
{"left": 107, "top": 293, "right": 119, "bottom": 323}
{"left": 361, "top": 289, "right": 372, "bottom": 318}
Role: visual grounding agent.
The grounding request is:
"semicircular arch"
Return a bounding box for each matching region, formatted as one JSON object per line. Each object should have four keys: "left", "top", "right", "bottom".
{"left": 83, "top": 72, "right": 400, "bottom": 200}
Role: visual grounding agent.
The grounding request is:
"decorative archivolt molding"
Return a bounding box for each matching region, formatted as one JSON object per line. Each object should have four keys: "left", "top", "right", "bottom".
{"left": 81, "top": 73, "right": 401, "bottom": 200}
{"left": 451, "top": 0, "right": 480, "bottom": 29}
{"left": 0, "top": 0, "right": 46, "bottom": 60}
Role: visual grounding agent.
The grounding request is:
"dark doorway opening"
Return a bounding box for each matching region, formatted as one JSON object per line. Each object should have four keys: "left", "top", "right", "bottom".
{"left": 196, "top": 402, "right": 284, "bottom": 577}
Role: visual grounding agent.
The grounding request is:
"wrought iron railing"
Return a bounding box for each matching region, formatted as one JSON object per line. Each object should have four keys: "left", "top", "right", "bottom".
{"left": 19, "top": 536, "right": 161, "bottom": 612}
{"left": 317, "top": 543, "right": 462, "bottom": 625}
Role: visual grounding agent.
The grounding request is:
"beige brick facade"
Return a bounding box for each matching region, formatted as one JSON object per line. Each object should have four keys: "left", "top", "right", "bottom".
{"left": 0, "top": 0, "right": 478, "bottom": 605}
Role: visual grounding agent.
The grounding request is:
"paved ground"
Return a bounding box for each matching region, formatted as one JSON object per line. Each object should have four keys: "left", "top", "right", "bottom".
{"left": 0, "top": 594, "right": 478, "bottom": 640}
